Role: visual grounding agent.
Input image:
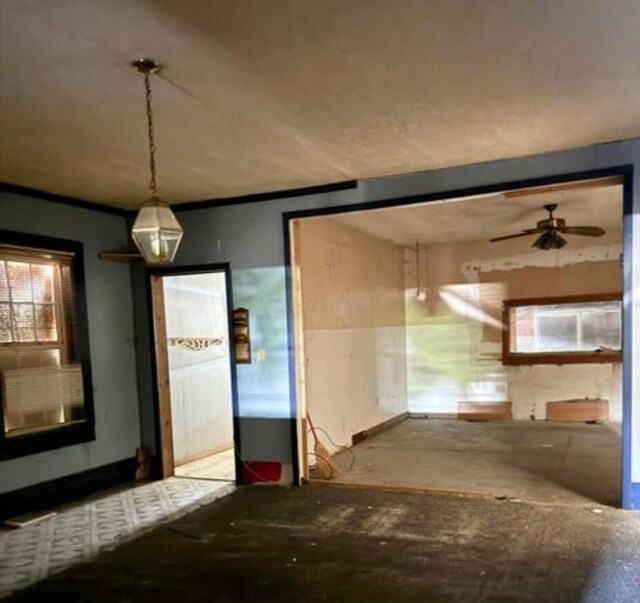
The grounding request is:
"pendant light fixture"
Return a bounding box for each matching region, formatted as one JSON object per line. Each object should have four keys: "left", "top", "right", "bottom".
{"left": 130, "top": 58, "right": 183, "bottom": 264}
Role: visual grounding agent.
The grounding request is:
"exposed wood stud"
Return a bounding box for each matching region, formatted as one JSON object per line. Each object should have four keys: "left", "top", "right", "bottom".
{"left": 150, "top": 276, "right": 175, "bottom": 478}
{"left": 503, "top": 176, "right": 623, "bottom": 199}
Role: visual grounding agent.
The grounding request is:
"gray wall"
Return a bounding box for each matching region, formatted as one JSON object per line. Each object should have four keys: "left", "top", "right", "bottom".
{"left": 0, "top": 193, "right": 140, "bottom": 493}
{"left": 131, "top": 139, "right": 640, "bottom": 494}
{"left": 2, "top": 137, "right": 638, "bottom": 500}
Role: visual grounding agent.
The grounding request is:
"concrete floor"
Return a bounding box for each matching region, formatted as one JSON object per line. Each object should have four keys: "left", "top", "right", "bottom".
{"left": 5, "top": 486, "right": 639, "bottom": 603}
{"left": 174, "top": 448, "right": 236, "bottom": 481}
{"left": 328, "top": 419, "right": 621, "bottom": 506}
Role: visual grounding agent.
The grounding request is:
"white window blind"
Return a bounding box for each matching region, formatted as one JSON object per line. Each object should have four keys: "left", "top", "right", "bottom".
{"left": 0, "top": 246, "right": 85, "bottom": 436}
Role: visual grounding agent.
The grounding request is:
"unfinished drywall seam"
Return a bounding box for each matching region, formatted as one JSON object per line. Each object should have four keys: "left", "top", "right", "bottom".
{"left": 461, "top": 244, "right": 622, "bottom": 283}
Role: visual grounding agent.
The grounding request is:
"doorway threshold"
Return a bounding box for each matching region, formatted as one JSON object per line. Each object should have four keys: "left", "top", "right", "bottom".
{"left": 306, "top": 479, "right": 495, "bottom": 500}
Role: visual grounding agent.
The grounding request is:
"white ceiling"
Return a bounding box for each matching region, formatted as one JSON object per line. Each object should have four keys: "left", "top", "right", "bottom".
{"left": 1, "top": 1, "right": 640, "bottom": 209}
{"left": 331, "top": 181, "right": 623, "bottom": 245}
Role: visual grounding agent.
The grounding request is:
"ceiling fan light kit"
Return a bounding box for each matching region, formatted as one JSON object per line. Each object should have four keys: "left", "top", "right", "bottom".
{"left": 489, "top": 203, "right": 605, "bottom": 250}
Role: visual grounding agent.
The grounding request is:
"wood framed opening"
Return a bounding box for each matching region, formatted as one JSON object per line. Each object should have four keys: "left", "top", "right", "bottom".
{"left": 284, "top": 167, "right": 633, "bottom": 508}
{"left": 148, "top": 264, "right": 241, "bottom": 483}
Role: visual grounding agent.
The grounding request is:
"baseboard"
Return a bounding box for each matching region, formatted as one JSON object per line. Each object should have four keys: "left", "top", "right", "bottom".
{"left": 458, "top": 402, "right": 513, "bottom": 421}
{"left": 409, "top": 413, "right": 458, "bottom": 420}
{"left": 352, "top": 412, "right": 409, "bottom": 445}
{"left": 0, "top": 456, "right": 137, "bottom": 521}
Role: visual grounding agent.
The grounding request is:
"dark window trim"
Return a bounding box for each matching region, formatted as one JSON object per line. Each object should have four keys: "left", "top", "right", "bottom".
{"left": 0, "top": 229, "right": 95, "bottom": 460}
{"left": 502, "top": 292, "right": 623, "bottom": 365}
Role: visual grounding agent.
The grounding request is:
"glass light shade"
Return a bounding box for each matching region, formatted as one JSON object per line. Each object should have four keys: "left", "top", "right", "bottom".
{"left": 131, "top": 197, "right": 183, "bottom": 264}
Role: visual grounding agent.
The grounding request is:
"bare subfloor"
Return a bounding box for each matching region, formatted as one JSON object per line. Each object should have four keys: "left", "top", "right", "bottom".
{"left": 174, "top": 448, "right": 236, "bottom": 481}
{"left": 6, "top": 486, "right": 640, "bottom": 603}
{"left": 330, "top": 419, "right": 621, "bottom": 506}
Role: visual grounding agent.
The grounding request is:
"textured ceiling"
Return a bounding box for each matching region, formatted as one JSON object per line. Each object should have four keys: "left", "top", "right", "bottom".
{"left": 1, "top": 1, "right": 639, "bottom": 209}
{"left": 332, "top": 181, "right": 623, "bottom": 245}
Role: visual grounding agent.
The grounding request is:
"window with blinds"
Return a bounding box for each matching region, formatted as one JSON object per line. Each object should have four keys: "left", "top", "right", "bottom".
{"left": 0, "top": 246, "right": 86, "bottom": 437}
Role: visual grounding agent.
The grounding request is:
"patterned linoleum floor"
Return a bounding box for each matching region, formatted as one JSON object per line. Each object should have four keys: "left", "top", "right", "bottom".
{"left": 0, "top": 478, "right": 234, "bottom": 598}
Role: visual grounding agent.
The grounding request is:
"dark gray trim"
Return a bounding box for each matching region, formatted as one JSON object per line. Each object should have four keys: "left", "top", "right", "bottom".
{"left": 1, "top": 180, "right": 358, "bottom": 218}
{"left": 172, "top": 180, "right": 358, "bottom": 212}
{"left": 621, "top": 169, "right": 634, "bottom": 509}
{"left": 0, "top": 183, "right": 129, "bottom": 217}
{"left": 282, "top": 216, "right": 301, "bottom": 485}
{"left": 0, "top": 456, "right": 137, "bottom": 521}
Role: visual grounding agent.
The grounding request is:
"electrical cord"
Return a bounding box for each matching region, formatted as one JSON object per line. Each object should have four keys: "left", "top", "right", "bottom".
{"left": 233, "top": 448, "right": 291, "bottom": 488}
{"left": 307, "top": 425, "right": 356, "bottom": 471}
{"left": 230, "top": 421, "right": 356, "bottom": 485}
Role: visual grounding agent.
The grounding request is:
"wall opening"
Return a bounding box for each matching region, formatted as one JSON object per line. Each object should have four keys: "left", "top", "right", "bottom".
{"left": 289, "top": 175, "right": 626, "bottom": 507}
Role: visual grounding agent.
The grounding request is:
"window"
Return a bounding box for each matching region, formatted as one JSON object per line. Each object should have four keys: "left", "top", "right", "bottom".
{"left": 503, "top": 294, "right": 622, "bottom": 365}
{"left": 0, "top": 231, "right": 94, "bottom": 459}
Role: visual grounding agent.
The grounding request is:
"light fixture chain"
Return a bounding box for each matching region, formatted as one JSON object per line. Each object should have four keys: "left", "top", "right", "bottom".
{"left": 144, "top": 72, "right": 158, "bottom": 197}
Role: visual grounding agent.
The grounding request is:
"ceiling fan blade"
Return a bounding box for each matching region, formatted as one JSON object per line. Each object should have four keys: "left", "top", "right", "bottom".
{"left": 561, "top": 226, "right": 605, "bottom": 237}
{"left": 489, "top": 228, "right": 540, "bottom": 243}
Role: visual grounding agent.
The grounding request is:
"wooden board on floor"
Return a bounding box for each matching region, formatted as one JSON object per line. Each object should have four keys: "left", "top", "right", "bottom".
{"left": 307, "top": 478, "right": 495, "bottom": 500}
{"left": 547, "top": 399, "right": 609, "bottom": 422}
{"left": 458, "top": 402, "right": 512, "bottom": 421}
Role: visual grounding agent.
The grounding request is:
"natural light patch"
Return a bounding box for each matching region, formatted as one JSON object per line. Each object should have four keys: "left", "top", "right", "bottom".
{"left": 438, "top": 284, "right": 504, "bottom": 330}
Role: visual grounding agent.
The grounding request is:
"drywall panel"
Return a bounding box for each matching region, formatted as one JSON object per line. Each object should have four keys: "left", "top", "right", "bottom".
{"left": 298, "top": 218, "right": 407, "bottom": 454}
{"left": 304, "top": 327, "right": 407, "bottom": 454}
{"left": 0, "top": 193, "right": 139, "bottom": 493}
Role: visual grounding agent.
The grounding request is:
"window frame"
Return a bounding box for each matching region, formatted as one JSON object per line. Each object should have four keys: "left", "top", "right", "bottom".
{"left": 0, "top": 230, "right": 95, "bottom": 460}
{"left": 502, "top": 293, "right": 623, "bottom": 366}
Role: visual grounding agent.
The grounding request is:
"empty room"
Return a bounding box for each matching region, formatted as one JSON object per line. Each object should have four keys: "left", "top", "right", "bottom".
{"left": 292, "top": 177, "right": 624, "bottom": 507}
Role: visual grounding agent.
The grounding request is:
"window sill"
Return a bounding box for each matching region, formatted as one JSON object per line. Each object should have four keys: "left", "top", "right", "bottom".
{"left": 0, "top": 421, "right": 95, "bottom": 461}
{"left": 503, "top": 352, "right": 622, "bottom": 366}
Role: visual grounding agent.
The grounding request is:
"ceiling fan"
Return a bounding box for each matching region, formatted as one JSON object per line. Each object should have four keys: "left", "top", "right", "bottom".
{"left": 489, "top": 204, "right": 605, "bottom": 250}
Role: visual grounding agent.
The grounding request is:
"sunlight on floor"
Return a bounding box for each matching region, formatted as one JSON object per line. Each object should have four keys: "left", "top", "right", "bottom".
{"left": 174, "top": 448, "right": 236, "bottom": 481}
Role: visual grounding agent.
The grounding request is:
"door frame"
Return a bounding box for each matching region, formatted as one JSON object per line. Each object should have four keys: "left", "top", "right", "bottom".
{"left": 147, "top": 262, "right": 242, "bottom": 483}
{"left": 283, "top": 165, "right": 635, "bottom": 508}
